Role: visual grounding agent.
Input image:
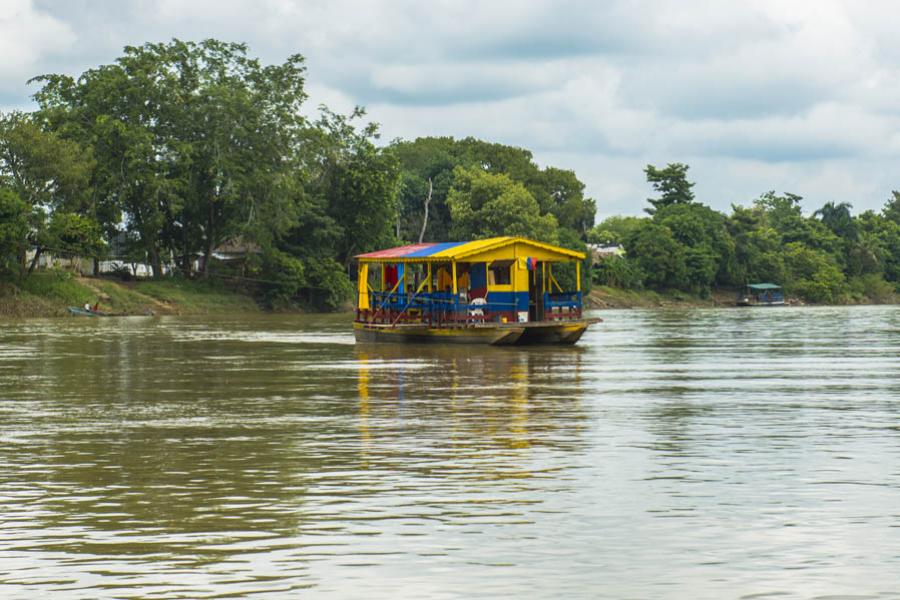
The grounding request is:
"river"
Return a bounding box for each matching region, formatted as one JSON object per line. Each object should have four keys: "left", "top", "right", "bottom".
{"left": 0, "top": 306, "right": 899, "bottom": 599}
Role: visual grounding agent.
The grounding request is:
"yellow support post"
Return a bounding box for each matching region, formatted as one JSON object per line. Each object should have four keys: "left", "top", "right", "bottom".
{"left": 380, "top": 264, "right": 385, "bottom": 292}
{"left": 427, "top": 263, "right": 432, "bottom": 293}
{"left": 452, "top": 261, "right": 458, "bottom": 294}
{"left": 357, "top": 263, "right": 370, "bottom": 310}
{"left": 576, "top": 261, "right": 581, "bottom": 292}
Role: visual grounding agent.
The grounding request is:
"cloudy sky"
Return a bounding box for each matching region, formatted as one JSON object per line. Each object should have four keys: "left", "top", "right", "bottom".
{"left": 3, "top": 0, "right": 900, "bottom": 219}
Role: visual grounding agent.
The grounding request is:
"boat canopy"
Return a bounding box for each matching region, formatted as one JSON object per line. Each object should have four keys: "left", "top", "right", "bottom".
{"left": 355, "top": 236, "right": 584, "bottom": 264}
{"left": 746, "top": 283, "right": 782, "bottom": 290}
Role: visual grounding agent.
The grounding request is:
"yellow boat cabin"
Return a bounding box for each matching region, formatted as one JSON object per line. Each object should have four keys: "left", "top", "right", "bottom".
{"left": 353, "top": 236, "right": 600, "bottom": 345}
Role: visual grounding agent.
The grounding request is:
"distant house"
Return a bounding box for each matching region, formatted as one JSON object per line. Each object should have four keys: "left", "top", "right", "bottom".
{"left": 211, "top": 238, "right": 260, "bottom": 262}
{"left": 99, "top": 231, "right": 155, "bottom": 277}
{"left": 25, "top": 250, "right": 93, "bottom": 275}
{"left": 195, "top": 237, "right": 261, "bottom": 274}
{"left": 587, "top": 244, "right": 625, "bottom": 264}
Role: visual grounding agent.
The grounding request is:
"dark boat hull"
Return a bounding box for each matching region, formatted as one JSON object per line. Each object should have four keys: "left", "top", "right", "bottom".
{"left": 353, "top": 319, "right": 599, "bottom": 346}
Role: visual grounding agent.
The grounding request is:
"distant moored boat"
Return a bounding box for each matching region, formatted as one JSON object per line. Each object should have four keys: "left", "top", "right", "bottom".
{"left": 736, "top": 283, "right": 785, "bottom": 307}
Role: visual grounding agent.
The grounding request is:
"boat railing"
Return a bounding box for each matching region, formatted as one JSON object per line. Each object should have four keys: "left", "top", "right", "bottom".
{"left": 543, "top": 291, "right": 583, "bottom": 320}
{"left": 359, "top": 290, "right": 584, "bottom": 326}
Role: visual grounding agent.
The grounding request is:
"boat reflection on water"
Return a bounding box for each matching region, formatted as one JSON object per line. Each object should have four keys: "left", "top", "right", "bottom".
{"left": 353, "top": 343, "right": 590, "bottom": 457}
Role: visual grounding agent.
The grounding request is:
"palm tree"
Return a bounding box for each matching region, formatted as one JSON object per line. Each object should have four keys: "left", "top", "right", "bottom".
{"left": 814, "top": 201, "right": 857, "bottom": 241}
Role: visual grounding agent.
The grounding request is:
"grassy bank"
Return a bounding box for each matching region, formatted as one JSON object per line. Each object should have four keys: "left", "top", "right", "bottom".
{"left": 588, "top": 284, "right": 899, "bottom": 309}
{"left": 587, "top": 286, "right": 734, "bottom": 309}
{"left": 0, "top": 272, "right": 261, "bottom": 318}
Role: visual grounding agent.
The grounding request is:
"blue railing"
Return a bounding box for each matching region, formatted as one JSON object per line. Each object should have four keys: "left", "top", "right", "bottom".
{"left": 543, "top": 291, "right": 583, "bottom": 320}
{"left": 544, "top": 291, "right": 582, "bottom": 310}
{"left": 360, "top": 290, "right": 582, "bottom": 324}
{"left": 367, "top": 291, "right": 518, "bottom": 323}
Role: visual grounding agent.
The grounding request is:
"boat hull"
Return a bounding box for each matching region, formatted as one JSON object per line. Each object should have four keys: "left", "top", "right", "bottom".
{"left": 67, "top": 307, "right": 106, "bottom": 317}
{"left": 353, "top": 319, "right": 598, "bottom": 346}
{"left": 735, "top": 301, "right": 786, "bottom": 307}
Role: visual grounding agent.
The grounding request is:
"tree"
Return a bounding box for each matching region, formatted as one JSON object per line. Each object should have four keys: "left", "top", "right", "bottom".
{"left": 530, "top": 167, "right": 596, "bottom": 235}
{"left": 814, "top": 201, "right": 857, "bottom": 241}
{"left": 654, "top": 202, "right": 736, "bottom": 288}
{"left": 0, "top": 112, "right": 96, "bottom": 277}
{"left": 312, "top": 108, "right": 400, "bottom": 266}
{"left": 624, "top": 221, "right": 686, "bottom": 289}
{"left": 592, "top": 255, "right": 643, "bottom": 289}
{"left": 588, "top": 215, "right": 645, "bottom": 245}
{"left": 392, "top": 136, "right": 595, "bottom": 242}
{"left": 728, "top": 205, "right": 788, "bottom": 285}
{"left": 33, "top": 39, "right": 309, "bottom": 278}
{"left": 783, "top": 242, "right": 847, "bottom": 303}
{"left": 257, "top": 107, "right": 400, "bottom": 309}
{"left": 38, "top": 213, "right": 105, "bottom": 274}
{"left": 391, "top": 137, "right": 459, "bottom": 242}
{"left": 446, "top": 166, "right": 558, "bottom": 242}
{"left": 857, "top": 208, "right": 900, "bottom": 284}
{"left": 644, "top": 163, "right": 695, "bottom": 214}
{"left": 0, "top": 189, "right": 30, "bottom": 277}
{"left": 883, "top": 191, "right": 900, "bottom": 224}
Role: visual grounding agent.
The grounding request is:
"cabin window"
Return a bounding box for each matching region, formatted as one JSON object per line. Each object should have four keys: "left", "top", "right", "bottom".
{"left": 489, "top": 261, "right": 512, "bottom": 286}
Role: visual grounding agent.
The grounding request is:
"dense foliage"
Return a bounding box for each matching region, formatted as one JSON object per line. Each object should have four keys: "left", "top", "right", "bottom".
{"left": 2, "top": 38, "right": 897, "bottom": 307}
{"left": 0, "top": 40, "right": 596, "bottom": 308}
{"left": 591, "top": 164, "right": 900, "bottom": 302}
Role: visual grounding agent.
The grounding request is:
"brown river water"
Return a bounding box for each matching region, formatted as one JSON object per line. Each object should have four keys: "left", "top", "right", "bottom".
{"left": 0, "top": 306, "right": 899, "bottom": 599}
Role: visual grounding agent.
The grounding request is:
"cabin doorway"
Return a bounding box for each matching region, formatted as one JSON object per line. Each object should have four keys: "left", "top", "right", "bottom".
{"left": 529, "top": 264, "right": 544, "bottom": 322}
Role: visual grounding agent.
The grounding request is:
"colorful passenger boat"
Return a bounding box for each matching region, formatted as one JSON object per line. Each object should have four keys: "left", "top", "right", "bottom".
{"left": 353, "top": 236, "right": 600, "bottom": 345}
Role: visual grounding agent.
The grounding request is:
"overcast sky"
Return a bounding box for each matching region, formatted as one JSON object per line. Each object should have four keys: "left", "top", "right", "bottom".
{"left": 3, "top": 0, "right": 900, "bottom": 219}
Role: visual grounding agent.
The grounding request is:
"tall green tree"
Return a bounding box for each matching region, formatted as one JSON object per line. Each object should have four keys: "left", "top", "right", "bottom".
{"left": 814, "top": 201, "right": 857, "bottom": 241}
{"left": 644, "top": 163, "right": 695, "bottom": 214}
{"left": 311, "top": 109, "right": 400, "bottom": 266}
{"left": 0, "top": 112, "right": 97, "bottom": 276}
{"left": 624, "top": 221, "right": 686, "bottom": 289}
{"left": 0, "top": 190, "right": 30, "bottom": 277}
{"left": 654, "top": 202, "right": 736, "bottom": 292}
{"left": 446, "top": 166, "right": 558, "bottom": 242}
{"left": 33, "top": 39, "right": 308, "bottom": 278}
{"left": 588, "top": 215, "right": 645, "bottom": 245}
{"left": 392, "top": 136, "right": 595, "bottom": 242}
{"left": 263, "top": 107, "right": 400, "bottom": 309}
{"left": 783, "top": 242, "right": 846, "bottom": 303}
{"left": 727, "top": 205, "right": 787, "bottom": 285}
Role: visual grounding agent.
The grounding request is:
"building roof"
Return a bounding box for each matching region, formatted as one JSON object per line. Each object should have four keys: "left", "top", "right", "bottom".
{"left": 356, "top": 236, "right": 585, "bottom": 262}
{"left": 747, "top": 283, "right": 782, "bottom": 290}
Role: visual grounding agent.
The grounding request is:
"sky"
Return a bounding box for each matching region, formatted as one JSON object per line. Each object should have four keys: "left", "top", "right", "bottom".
{"left": 3, "top": 0, "right": 900, "bottom": 220}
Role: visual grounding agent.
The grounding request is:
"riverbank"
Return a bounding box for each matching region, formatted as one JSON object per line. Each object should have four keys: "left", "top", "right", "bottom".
{"left": 0, "top": 273, "right": 260, "bottom": 318}
{"left": 3, "top": 274, "right": 896, "bottom": 318}
{"left": 587, "top": 286, "right": 737, "bottom": 309}
{"left": 587, "top": 284, "right": 899, "bottom": 309}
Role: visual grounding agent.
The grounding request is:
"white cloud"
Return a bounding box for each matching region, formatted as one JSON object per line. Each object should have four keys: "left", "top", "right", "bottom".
{"left": 9, "top": 0, "right": 900, "bottom": 217}
{"left": 0, "top": 0, "right": 73, "bottom": 101}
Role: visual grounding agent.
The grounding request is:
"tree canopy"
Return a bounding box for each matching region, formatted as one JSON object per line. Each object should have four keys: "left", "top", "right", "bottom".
{"left": 644, "top": 163, "right": 695, "bottom": 214}
{"left": 2, "top": 39, "right": 898, "bottom": 307}
{"left": 0, "top": 40, "right": 598, "bottom": 308}
{"left": 590, "top": 163, "right": 900, "bottom": 303}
